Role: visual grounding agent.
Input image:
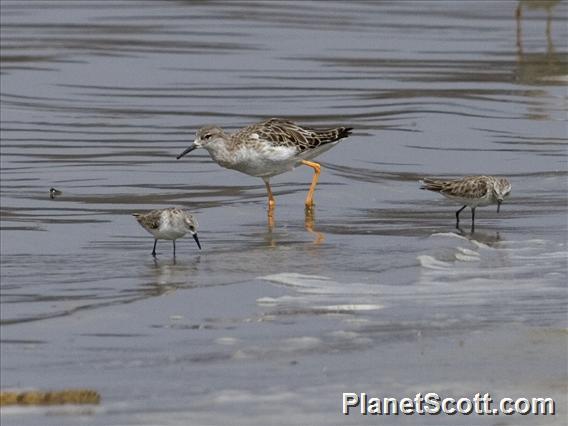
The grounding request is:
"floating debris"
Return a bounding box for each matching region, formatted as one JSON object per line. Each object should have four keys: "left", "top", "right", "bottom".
{"left": 49, "top": 188, "right": 62, "bottom": 199}
{"left": 0, "top": 389, "right": 100, "bottom": 406}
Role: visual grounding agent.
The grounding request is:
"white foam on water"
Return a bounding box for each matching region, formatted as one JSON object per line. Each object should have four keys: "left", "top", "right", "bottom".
{"left": 468, "top": 239, "right": 492, "bottom": 249}
{"left": 454, "top": 247, "right": 480, "bottom": 262}
{"left": 259, "top": 272, "right": 379, "bottom": 295}
{"left": 256, "top": 296, "right": 282, "bottom": 306}
{"left": 456, "top": 247, "right": 480, "bottom": 257}
{"left": 415, "top": 235, "right": 567, "bottom": 324}
{"left": 417, "top": 255, "right": 452, "bottom": 270}
{"left": 255, "top": 235, "right": 566, "bottom": 332}
{"left": 454, "top": 253, "right": 479, "bottom": 262}
{"left": 321, "top": 304, "right": 383, "bottom": 312}
{"left": 431, "top": 232, "right": 468, "bottom": 240}
{"left": 256, "top": 273, "right": 389, "bottom": 335}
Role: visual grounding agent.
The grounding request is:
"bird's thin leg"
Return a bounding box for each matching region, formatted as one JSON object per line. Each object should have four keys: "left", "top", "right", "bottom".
{"left": 263, "top": 178, "right": 276, "bottom": 210}
{"left": 173, "top": 240, "right": 176, "bottom": 257}
{"left": 263, "top": 178, "right": 276, "bottom": 230}
{"left": 152, "top": 239, "right": 158, "bottom": 257}
{"left": 300, "top": 160, "right": 321, "bottom": 209}
{"left": 455, "top": 205, "right": 467, "bottom": 228}
{"left": 471, "top": 208, "right": 476, "bottom": 233}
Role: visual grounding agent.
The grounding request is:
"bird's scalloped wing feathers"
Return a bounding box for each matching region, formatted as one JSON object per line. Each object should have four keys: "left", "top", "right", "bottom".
{"left": 148, "top": 217, "right": 161, "bottom": 230}
{"left": 236, "top": 118, "right": 352, "bottom": 152}
{"left": 134, "top": 210, "right": 162, "bottom": 229}
{"left": 444, "top": 177, "right": 490, "bottom": 199}
{"left": 421, "top": 176, "right": 490, "bottom": 199}
{"left": 461, "top": 176, "right": 491, "bottom": 199}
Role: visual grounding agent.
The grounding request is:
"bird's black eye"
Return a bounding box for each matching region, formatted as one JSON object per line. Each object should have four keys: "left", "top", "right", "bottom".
{"left": 203, "top": 133, "right": 211, "bottom": 140}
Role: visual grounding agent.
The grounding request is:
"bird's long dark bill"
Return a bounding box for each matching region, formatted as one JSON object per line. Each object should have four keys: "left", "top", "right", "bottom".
{"left": 176, "top": 144, "right": 197, "bottom": 159}
{"left": 193, "top": 233, "right": 202, "bottom": 250}
{"left": 497, "top": 202, "right": 501, "bottom": 213}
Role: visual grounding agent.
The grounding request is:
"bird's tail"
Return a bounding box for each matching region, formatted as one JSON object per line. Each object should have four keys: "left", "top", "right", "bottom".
{"left": 315, "top": 126, "right": 353, "bottom": 144}
{"left": 420, "top": 178, "right": 445, "bottom": 192}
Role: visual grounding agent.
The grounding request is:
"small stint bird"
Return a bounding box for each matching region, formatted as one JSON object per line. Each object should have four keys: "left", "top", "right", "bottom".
{"left": 49, "top": 188, "right": 62, "bottom": 199}
{"left": 420, "top": 176, "right": 511, "bottom": 230}
{"left": 176, "top": 118, "right": 352, "bottom": 211}
{"left": 132, "top": 207, "right": 200, "bottom": 257}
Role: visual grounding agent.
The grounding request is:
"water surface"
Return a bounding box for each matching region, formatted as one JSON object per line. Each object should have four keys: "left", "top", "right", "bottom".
{"left": 1, "top": 1, "right": 567, "bottom": 424}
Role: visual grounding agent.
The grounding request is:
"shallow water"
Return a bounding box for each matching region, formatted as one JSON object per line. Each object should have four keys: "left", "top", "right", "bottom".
{"left": 1, "top": 1, "right": 567, "bottom": 425}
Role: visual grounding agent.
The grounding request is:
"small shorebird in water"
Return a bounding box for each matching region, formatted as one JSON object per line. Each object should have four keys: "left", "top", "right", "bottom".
{"left": 133, "top": 207, "right": 200, "bottom": 257}
{"left": 176, "top": 118, "right": 352, "bottom": 213}
{"left": 420, "top": 175, "right": 511, "bottom": 231}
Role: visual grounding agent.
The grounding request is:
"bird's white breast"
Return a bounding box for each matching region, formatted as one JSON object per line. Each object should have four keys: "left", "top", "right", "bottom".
{"left": 153, "top": 212, "right": 187, "bottom": 240}
{"left": 226, "top": 143, "right": 298, "bottom": 177}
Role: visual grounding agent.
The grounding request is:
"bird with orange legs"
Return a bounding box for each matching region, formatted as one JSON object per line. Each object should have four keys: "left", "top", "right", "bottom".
{"left": 177, "top": 118, "right": 352, "bottom": 226}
